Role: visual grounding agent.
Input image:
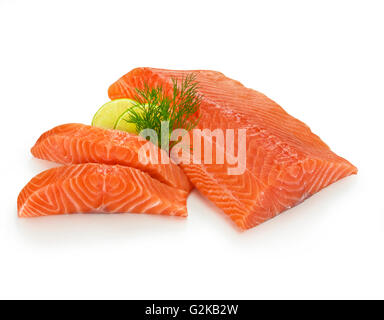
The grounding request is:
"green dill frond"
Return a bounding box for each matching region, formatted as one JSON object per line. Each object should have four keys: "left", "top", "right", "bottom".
{"left": 124, "top": 74, "right": 202, "bottom": 149}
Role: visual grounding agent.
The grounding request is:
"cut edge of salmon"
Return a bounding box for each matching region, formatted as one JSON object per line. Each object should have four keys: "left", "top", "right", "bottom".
{"left": 31, "top": 123, "right": 193, "bottom": 193}
{"left": 240, "top": 158, "right": 357, "bottom": 230}
{"left": 18, "top": 163, "right": 188, "bottom": 218}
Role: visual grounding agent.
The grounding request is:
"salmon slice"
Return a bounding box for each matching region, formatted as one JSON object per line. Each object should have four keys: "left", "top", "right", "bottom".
{"left": 18, "top": 163, "right": 188, "bottom": 217}
{"left": 31, "top": 123, "right": 192, "bottom": 192}
{"left": 109, "top": 67, "right": 357, "bottom": 230}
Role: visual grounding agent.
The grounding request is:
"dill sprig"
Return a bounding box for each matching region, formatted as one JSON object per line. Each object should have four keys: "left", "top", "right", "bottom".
{"left": 125, "top": 74, "right": 202, "bottom": 149}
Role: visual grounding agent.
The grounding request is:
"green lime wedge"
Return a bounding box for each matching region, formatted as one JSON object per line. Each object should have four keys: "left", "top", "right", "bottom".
{"left": 92, "top": 99, "right": 136, "bottom": 129}
{"left": 114, "top": 107, "right": 143, "bottom": 134}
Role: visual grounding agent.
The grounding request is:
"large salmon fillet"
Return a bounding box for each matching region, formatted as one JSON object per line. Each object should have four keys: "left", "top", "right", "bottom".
{"left": 18, "top": 163, "right": 188, "bottom": 217}
{"left": 31, "top": 123, "right": 192, "bottom": 192}
{"left": 109, "top": 67, "right": 357, "bottom": 230}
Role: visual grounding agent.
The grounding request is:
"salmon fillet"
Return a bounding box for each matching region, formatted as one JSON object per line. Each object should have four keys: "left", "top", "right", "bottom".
{"left": 18, "top": 163, "right": 188, "bottom": 217}
{"left": 31, "top": 123, "right": 192, "bottom": 192}
{"left": 109, "top": 67, "right": 357, "bottom": 230}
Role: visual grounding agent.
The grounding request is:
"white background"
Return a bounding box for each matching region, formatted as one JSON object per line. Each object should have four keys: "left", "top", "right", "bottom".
{"left": 0, "top": 0, "right": 383, "bottom": 300}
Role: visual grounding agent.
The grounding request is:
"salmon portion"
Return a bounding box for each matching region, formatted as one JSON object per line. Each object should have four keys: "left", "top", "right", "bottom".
{"left": 18, "top": 163, "right": 188, "bottom": 217}
{"left": 109, "top": 67, "right": 357, "bottom": 230}
{"left": 31, "top": 123, "right": 192, "bottom": 192}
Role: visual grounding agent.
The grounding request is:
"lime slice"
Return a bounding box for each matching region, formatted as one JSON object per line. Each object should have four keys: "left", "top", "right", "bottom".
{"left": 92, "top": 99, "right": 136, "bottom": 129}
{"left": 114, "top": 106, "right": 142, "bottom": 134}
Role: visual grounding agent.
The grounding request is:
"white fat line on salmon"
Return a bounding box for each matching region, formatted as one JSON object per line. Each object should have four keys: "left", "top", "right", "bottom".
{"left": 145, "top": 304, "right": 179, "bottom": 318}
{"left": 138, "top": 121, "right": 247, "bottom": 175}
